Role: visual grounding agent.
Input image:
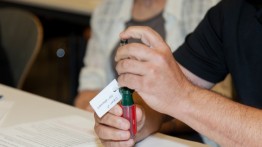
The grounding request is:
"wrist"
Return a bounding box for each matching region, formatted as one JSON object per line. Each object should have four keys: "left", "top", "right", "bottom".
{"left": 168, "top": 81, "right": 200, "bottom": 121}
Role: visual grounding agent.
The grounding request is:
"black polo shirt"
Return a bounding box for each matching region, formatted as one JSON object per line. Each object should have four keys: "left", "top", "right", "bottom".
{"left": 174, "top": 0, "right": 262, "bottom": 108}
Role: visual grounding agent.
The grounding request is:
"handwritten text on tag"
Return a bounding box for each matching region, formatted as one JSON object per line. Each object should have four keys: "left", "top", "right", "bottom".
{"left": 90, "top": 79, "right": 122, "bottom": 118}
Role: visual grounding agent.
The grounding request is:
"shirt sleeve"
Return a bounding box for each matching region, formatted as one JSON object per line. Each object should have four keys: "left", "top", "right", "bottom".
{"left": 174, "top": 1, "right": 228, "bottom": 83}
{"left": 78, "top": 1, "right": 110, "bottom": 91}
{"left": 78, "top": 0, "right": 128, "bottom": 91}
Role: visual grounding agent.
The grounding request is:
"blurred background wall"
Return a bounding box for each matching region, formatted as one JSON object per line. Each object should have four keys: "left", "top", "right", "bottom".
{"left": 0, "top": 0, "right": 102, "bottom": 105}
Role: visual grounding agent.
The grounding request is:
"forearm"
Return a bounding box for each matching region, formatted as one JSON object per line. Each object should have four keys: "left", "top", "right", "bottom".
{"left": 174, "top": 85, "right": 262, "bottom": 146}
{"left": 74, "top": 90, "right": 100, "bottom": 110}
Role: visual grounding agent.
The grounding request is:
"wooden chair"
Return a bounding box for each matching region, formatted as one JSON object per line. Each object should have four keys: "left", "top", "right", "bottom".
{"left": 0, "top": 8, "right": 43, "bottom": 88}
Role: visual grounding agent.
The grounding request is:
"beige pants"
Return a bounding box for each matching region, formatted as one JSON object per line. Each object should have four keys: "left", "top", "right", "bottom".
{"left": 211, "top": 74, "right": 234, "bottom": 99}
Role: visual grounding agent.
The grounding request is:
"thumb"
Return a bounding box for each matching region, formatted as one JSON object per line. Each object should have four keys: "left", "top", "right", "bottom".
{"left": 136, "top": 105, "right": 145, "bottom": 131}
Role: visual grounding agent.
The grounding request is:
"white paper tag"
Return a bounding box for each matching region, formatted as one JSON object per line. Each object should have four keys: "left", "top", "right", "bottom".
{"left": 90, "top": 79, "right": 122, "bottom": 118}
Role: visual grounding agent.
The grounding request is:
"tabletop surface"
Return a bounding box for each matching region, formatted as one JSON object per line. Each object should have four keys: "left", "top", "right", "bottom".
{"left": 0, "top": 84, "right": 208, "bottom": 147}
{"left": 0, "top": 84, "right": 90, "bottom": 128}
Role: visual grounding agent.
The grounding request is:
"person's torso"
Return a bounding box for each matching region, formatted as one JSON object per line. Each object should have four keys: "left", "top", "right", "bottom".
{"left": 223, "top": 0, "right": 262, "bottom": 108}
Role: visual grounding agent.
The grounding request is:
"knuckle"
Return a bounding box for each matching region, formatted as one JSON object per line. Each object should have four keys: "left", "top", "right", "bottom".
{"left": 155, "top": 52, "right": 166, "bottom": 64}
{"left": 94, "top": 117, "right": 110, "bottom": 138}
{"left": 143, "top": 26, "right": 152, "bottom": 32}
{"left": 121, "top": 60, "right": 130, "bottom": 69}
{"left": 148, "top": 67, "right": 157, "bottom": 75}
{"left": 117, "top": 75, "right": 124, "bottom": 87}
{"left": 94, "top": 113, "right": 101, "bottom": 123}
{"left": 122, "top": 73, "right": 129, "bottom": 84}
{"left": 94, "top": 124, "right": 106, "bottom": 139}
{"left": 115, "top": 62, "right": 121, "bottom": 74}
{"left": 99, "top": 114, "right": 109, "bottom": 124}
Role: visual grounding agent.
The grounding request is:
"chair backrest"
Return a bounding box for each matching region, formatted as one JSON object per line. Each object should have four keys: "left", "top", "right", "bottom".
{"left": 0, "top": 8, "right": 43, "bottom": 88}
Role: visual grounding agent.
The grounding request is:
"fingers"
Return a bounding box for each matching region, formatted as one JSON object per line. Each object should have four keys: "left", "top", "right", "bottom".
{"left": 94, "top": 104, "right": 130, "bottom": 141}
{"left": 94, "top": 120, "right": 130, "bottom": 140}
{"left": 115, "top": 59, "right": 149, "bottom": 76}
{"left": 117, "top": 73, "right": 143, "bottom": 90}
{"left": 115, "top": 43, "right": 156, "bottom": 62}
{"left": 97, "top": 122, "right": 135, "bottom": 147}
{"left": 95, "top": 112, "right": 130, "bottom": 131}
{"left": 135, "top": 105, "right": 143, "bottom": 122}
{"left": 135, "top": 105, "right": 145, "bottom": 132}
{"left": 120, "top": 26, "right": 166, "bottom": 49}
{"left": 101, "top": 139, "right": 135, "bottom": 147}
{"left": 94, "top": 104, "right": 145, "bottom": 146}
{"left": 108, "top": 104, "right": 123, "bottom": 116}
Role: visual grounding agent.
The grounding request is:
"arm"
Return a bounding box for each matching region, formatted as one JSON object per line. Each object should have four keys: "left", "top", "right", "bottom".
{"left": 174, "top": 81, "right": 262, "bottom": 147}
{"left": 74, "top": 90, "right": 99, "bottom": 111}
{"left": 159, "top": 64, "right": 214, "bottom": 134}
{"left": 116, "top": 26, "right": 262, "bottom": 146}
{"left": 93, "top": 25, "right": 215, "bottom": 146}
{"left": 75, "top": 25, "right": 105, "bottom": 110}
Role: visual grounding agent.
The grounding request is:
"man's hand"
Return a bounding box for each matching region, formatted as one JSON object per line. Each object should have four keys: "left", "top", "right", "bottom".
{"left": 115, "top": 26, "right": 193, "bottom": 116}
{"left": 94, "top": 104, "right": 144, "bottom": 147}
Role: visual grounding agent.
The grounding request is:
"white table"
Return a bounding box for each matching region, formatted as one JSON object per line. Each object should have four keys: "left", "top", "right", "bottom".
{"left": 0, "top": 84, "right": 208, "bottom": 147}
{"left": 0, "top": 84, "right": 89, "bottom": 128}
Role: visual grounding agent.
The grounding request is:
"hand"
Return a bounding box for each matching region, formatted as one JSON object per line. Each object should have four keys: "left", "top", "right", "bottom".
{"left": 74, "top": 90, "right": 99, "bottom": 112}
{"left": 94, "top": 104, "right": 144, "bottom": 147}
{"left": 115, "top": 26, "right": 193, "bottom": 116}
